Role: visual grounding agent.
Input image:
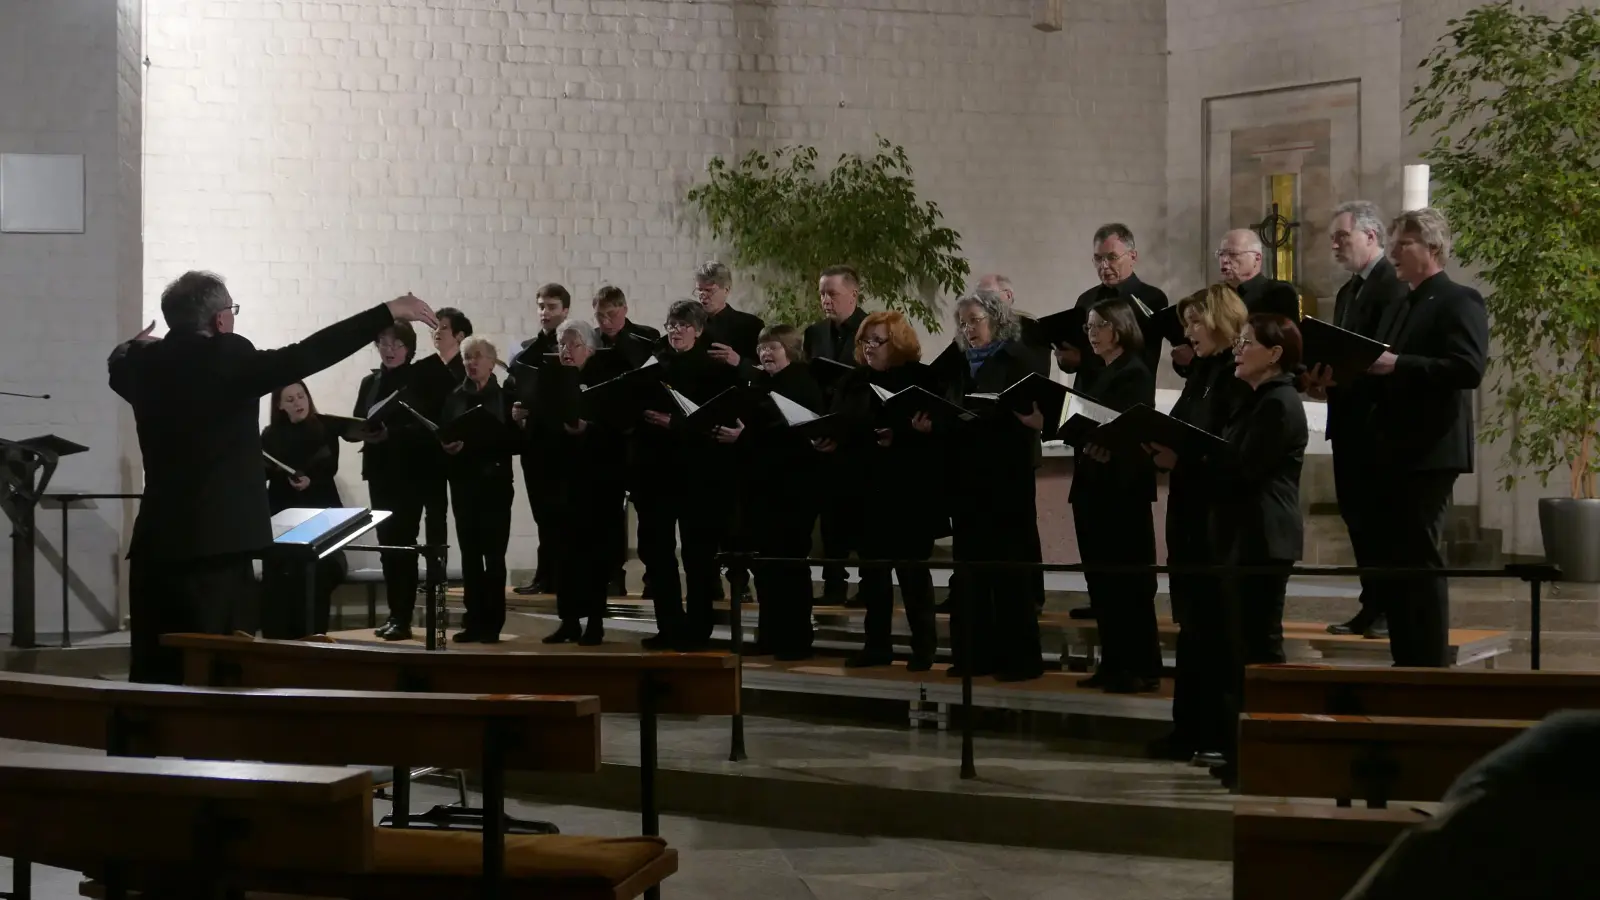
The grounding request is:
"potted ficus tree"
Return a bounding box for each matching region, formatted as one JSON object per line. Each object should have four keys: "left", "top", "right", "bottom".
{"left": 683, "top": 136, "right": 969, "bottom": 330}
{"left": 1409, "top": 2, "right": 1600, "bottom": 580}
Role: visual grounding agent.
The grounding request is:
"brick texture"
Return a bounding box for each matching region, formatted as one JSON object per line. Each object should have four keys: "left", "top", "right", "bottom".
{"left": 141, "top": 0, "right": 1169, "bottom": 568}
{"left": 0, "top": 0, "right": 142, "bottom": 637}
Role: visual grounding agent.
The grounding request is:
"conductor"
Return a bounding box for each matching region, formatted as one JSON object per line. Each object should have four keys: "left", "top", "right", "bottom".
{"left": 109, "top": 270, "right": 437, "bottom": 684}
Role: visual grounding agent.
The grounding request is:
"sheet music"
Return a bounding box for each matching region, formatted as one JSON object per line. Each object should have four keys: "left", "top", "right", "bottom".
{"left": 1303, "top": 400, "right": 1329, "bottom": 435}
{"left": 667, "top": 386, "right": 699, "bottom": 416}
{"left": 1062, "top": 394, "right": 1120, "bottom": 426}
{"left": 366, "top": 390, "right": 399, "bottom": 417}
{"left": 398, "top": 401, "right": 438, "bottom": 431}
{"left": 870, "top": 384, "right": 895, "bottom": 402}
{"left": 640, "top": 355, "right": 660, "bottom": 369}
{"left": 1129, "top": 296, "right": 1154, "bottom": 317}
{"left": 262, "top": 451, "right": 296, "bottom": 475}
{"left": 769, "top": 391, "right": 820, "bottom": 425}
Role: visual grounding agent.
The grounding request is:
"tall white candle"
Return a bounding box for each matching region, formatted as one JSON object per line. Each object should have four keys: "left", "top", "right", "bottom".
{"left": 1403, "top": 164, "right": 1431, "bottom": 212}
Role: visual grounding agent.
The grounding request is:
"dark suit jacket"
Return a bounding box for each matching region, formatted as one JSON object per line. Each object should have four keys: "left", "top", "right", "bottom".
{"left": 1325, "top": 258, "right": 1407, "bottom": 445}
{"left": 1208, "top": 373, "right": 1308, "bottom": 563}
{"left": 803, "top": 308, "right": 867, "bottom": 366}
{"left": 950, "top": 342, "right": 1047, "bottom": 529}
{"left": 1068, "top": 351, "right": 1157, "bottom": 505}
{"left": 1235, "top": 273, "right": 1302, "bottom": 321}
{"left": 352, "top": 362, "right": 435, "bottom": 482}
{"left": 600, "top": 319, "right": 662, "bottom": 370}
{"left": 1064, "top": 274, "right": 1170, "bottom": 393}
{"left": 1369, "top": 271, "right": 1489, "bottom": 473}
{"left": 110, "top": 304, "right": 395, "bottom": 562}
{"left": 704, "top": 303, "right": 765, "bottom": 376}
{"left": 261, "top": 418, "right": 344, "bottom": 514}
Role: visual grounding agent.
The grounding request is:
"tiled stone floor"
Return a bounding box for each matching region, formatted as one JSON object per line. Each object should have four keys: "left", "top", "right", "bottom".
{"left": 0, "top": 771, "right": 1229, "bottom": 900}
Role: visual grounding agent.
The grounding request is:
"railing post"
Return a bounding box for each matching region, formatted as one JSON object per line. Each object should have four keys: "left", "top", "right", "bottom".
{"left": 10, "top": 500, "right": 36, "bottom": 649}
{"left": 1529, "top": 577, "right": 1543, "bottom": 671}
{"left": 728, "top": 560, "right": 747, "bottom": 763}
{"left": 59, "top": 499, "right": 71, "bottom": 648}
{"left": 639, "top": 672, "right": 663, "bottom": 900}
{"left": 959, "top": 561, "right": 976, "bottom": 780}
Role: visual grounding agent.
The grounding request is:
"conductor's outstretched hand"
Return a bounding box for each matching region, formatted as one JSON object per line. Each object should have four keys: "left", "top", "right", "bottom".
{"left": 128, "top": 320, "right": 160, "bottom": 344}
{"left": 386, "top": 293, "right": 438, "bottom": 329}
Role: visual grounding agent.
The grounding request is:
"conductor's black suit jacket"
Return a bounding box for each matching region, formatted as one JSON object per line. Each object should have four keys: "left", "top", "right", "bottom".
{"left": 109, "top": 304, "right": 397, "bottom": 562}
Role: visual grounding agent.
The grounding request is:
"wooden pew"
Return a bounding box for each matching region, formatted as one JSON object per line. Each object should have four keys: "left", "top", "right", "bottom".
{"left": 1245, "top": 663, "right": 1600, "bottom": 720}
{"left": 162, "top": 633, "right": 742, "bottom": 842}
{"left": 1233, "top": 803, "right": 1425, "bottom": 900}
{"left": 0, "top": 752, "right": 372, "bottom": 900}
{"left": 1237, "top": 712, "right": 1528, "bottom": 807}
{"left": 0, "top": 672, "right": 676, "bottom": 900}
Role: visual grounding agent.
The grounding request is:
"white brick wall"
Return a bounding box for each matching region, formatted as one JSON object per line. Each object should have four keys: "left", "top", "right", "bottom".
{"left": 0, "top": 0, "right": 142, "bottom": 638}
{"left": 142, "top": 0, "right": 1168, "bottom": 570}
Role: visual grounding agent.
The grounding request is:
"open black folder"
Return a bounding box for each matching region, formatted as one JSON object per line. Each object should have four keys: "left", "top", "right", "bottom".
{"left": 871, "top": 383, "right": 976, "bottom": 429}
{"left": 573, "top": 358, "right": 667, "bottom": 429}
{"left": 964, "top": 372, "right": 1069, "bottom": 430}
{"left": 1037, "top": 307, "right": 1089, "bottom": 351}
{"left": 1052, "top": 385, "right": 1123, "bottom": 445}
{"left": 1142, "top": 302, "right": 1186, "bottom": 349}
{"left": 316, "top": 414, "right": 370, "bottom": 441}
{"left": 768, "top": 390, "right": 857, "bottom": 442}
{"left": 809, "top": 356, "right": 855, "bottom": 392}
{"left": 435, "top": 403, "right": 507, "bottom": 446}
{"left": 1300, "top": 316, "right": 1388, "bottom": 384}
{"left": 1089, "top": 403, "right": 1228, "bottom": 459}
{"left": 672, "top": 386, "right": 751, "bottom": 432}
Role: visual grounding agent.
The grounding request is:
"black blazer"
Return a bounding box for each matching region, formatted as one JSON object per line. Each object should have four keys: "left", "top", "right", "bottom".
{"left": 1065, "top": 274, "right": 1170, "bottom": 393}
{"left": 351, "top": 362, "right": 434, "bottom": 482}
{"left": 704, "top": 303, "right": 765, "bottom": 370}
{"left": 748, "top": 362, "right": 828, "bottom": 503}
{"left": 109, "top": 304, "right": 395, "bottom": 562}
{"left": 601, "top": 320, "right": 662, "bottom": 370}
{"left": 951, "top": 341, "right": 1046, "bottom": 513}
{"left": 440, "top": 376, "right": 518, "bottom": 482}
{"left": 1235, "top": 273, "right": 1302, "bottom": 321}
{"left": 1369, "top": 271, "right": 1489, "bottom": 473}
{"left": 1324, "top": 258, "right": 1406, "bottom": 445}
{"left": 261, "top": 418, "right": 344, "bottom": 514}
{"left": 1068, "top": 351, "right": 1157, "bottom": 505}
{"left": 803, "top": 308, "right": 867, "bottom": 366}
{"left": 629, "top": 343, "right": 744, "bottom": 480}
{"left": 1208, "top": 373, "right": 1308, "bottom": 563}
{"left": 829, "top": 361, "right": 947, "bottom": 539}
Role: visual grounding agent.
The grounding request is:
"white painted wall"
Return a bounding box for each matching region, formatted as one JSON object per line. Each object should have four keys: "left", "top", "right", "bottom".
{"left": 0, "top": 0, "right": 142, "bottom": 638}
{"left": 141, "top": 0, "right": 1169, "bottom": 570}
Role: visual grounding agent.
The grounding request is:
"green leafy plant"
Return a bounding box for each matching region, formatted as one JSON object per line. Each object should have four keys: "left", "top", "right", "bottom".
{"left": 1409, "top": 1, "right": 1600, "bottom": 498}
{"left": 683, "top": 136, "right": 969, "bottom": 331}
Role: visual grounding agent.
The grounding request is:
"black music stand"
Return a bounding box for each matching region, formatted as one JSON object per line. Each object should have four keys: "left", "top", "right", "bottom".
{"left": 2, "top": 435, "right": 89, "bottom": 648}
{"left": 262, "top": 508, "right": 388, "bottom": 639}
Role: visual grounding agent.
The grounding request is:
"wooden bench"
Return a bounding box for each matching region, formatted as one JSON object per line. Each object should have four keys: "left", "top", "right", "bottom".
{"left": 163, "top": 632, "right": 742, "bottom": 845}
{"left": 0, "top": 752, "right": 373, "bottom": 900}
{"left": 0, "top": 672, "right": 675, "bottom": 900}
{"left": 1232, "top": 712, "right": 1528, "bottom": 900}
{"left": 1233, "top": 803, "right": 1425, "bottom": 900}
{"left": 1245, "top": 663, "right": 1600, "bottom": 719}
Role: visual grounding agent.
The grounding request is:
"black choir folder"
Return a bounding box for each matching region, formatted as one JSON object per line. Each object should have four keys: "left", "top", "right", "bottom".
{"left": 400, "top": 400, "right": 503, "bottom": 446}
{"left": 1090, "top": 403, "right": 1227, "bottom": 458}
{"left": 965, "top": 373, "right": 1068, "bottom": 430}
{"left": 1037, "top": 307, "right": 1088, "bottom": 350}
{"left": 534, "top": 361, "right": 581, "bottom": 425}
{"left": 770, "top": 391, "right": 856, "bottom": 441}
{"left": 1053, "top": 386, "right": 1121, "bottom": 445}
{"left": 871, "top": 382, "right": 975, "bottom": 428}
{"left": 316, "top": 414, "right": 371, "bottom": 441}
{"left": 1300, "top": 316, "right": 1388, "bottom": 384}
{"left": 809, "top": 356, "right": 855, "bottom": 391}
{"left": 671, "top": 386, "right": 750, "bottom": 431}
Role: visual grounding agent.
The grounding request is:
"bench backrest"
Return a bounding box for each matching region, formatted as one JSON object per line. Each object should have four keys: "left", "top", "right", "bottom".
{"left": 164, "top": 632, "right": 741, "bottom": 715}
{"left": 1237, "top": 712, "right": 1529, "bottom": 804}
{"left": 0, "top": 671, "right": 600, "bottom": 773}
{"left": 0, "top": 752, "right": 373, "bottom": 873}
{"left": 1244, "top": 664, "right": 1600, "bottom": 719}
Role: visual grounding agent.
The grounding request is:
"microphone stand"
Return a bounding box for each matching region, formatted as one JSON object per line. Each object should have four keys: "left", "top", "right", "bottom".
{"left": 0, "top": 391, "right": 50, "bottom": 400}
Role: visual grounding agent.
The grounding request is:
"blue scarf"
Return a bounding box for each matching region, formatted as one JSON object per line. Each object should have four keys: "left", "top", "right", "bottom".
{"left": 965, "top": 340, "right": 1006, "bottom": 377}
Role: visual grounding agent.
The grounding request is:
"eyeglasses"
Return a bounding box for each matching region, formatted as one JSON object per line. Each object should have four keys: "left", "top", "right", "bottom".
{"left": 1215, "top": 249, "right": 1261, "bottom": 261}
{"left": 1082, "top": 320, "right": 1112, "bottom": 334}
{"left": 957, "top": 315, "right": 989, "bottom": 332}
{"left": 376, "top": 339, "right": 407, "bottom": 350}
{"left": 227, "top": 304, "right": 241, "bottom": 316}
{"left": 664, "top": 321, "right": 696, "bottom": 333}
{"left": 1092, "top": 253, "right": 1125, "bottom": 266}
{"left": 1232, "top": 336, "right": 1256, "bottom": 351}
{"left": 862, "top": 337, "right": 889, "bottom": 349}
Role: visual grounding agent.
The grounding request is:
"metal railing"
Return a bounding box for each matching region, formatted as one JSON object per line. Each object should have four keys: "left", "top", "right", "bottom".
{"left": 716, "top": 553, "right": 1561, "bottom": 779}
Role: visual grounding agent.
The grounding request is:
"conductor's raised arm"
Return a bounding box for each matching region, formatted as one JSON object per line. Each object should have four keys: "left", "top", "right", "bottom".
{"left": 230, "top": 294, "right": 437, "bottom": 398}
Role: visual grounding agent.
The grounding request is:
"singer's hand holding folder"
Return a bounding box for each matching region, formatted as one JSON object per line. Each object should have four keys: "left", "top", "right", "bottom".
{"left": 1053, "top": 386, "right": 1122, "bottom": 445}
{"left": 434, "top": 403, "right": 505, "bottom": 446}
{"left": 677, "top": 386, "right": 750, "bottom": 431}
{"left": 1299, "top": 316, "right": 1388, "bottom": 384}
{"left": 1089, "top": 403, "right": 1227, "bottom": 459}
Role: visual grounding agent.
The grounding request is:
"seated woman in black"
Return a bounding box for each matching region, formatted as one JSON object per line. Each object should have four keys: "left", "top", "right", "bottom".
{"left": 533, "top": 319, "right": 628, "bottom": 646}
{"left": 347, "top": 323, "right": 429, "bottom": 641}
{"left": 947, "top": 289, "right": 1047, "bottom": 682}
{"left": 1068, "top": 298, "right": 1161, "bottom": 694}
{"left": 1150, "top": 313, "right": 1308, "bottom": 783}
{"left": 441, "top": 335, "right": 518, "bottom": 644}
{"left": 632, "top": 299, "right": 741, "bottom": 651}
{"left": 260, "top": 380, "right": 347, "bottom": 637}
{"left": 744, "top": 324, "right": 826, "bottom": 660}
{"left": 1153, "top": 285, "right": 1250, "bottom": 763}
{"left": 815, "top": 310, "right": 941, "bottom": 672}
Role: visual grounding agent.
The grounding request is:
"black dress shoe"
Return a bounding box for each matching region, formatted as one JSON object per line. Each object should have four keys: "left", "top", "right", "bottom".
{"left": 381, "top": 625, "right": 413, "bottom": 642}
{"left": 1364, "top": 614, "right": 1389, "bottom": 639}
{"left": 577, "top": 622, "right": 605, "bottom": 646}
{"left": 640, "top": 634, "right": 674, "bottom": 651}
{"left": 1068, "top": 606, "right": 1096, "bottom": 620}
{"left": 1079, "top": 670, "right": 1110, "bottom": 688}
{"left": 1190, "top": 751, "right": 1226, "bottom": 768}
{"left": 453, "top": 630, "right": 483, "bottom": 644}
{"left": 542, "top": 622, "right": 581, "bottom": 645}
{"left": 1327, "top": 612, "right": 1375, "bottom": 636}
{"left": 375, "top": 620, "right": 397, "bottom": 639}
{"left": 905, "top": 654, "right": 934, "bottom": 673}
{"left": 512, "top": 580, "right": 542, "bottom": 596}
{"left": 845, "top": 649, "right": 894, "bottom": 668}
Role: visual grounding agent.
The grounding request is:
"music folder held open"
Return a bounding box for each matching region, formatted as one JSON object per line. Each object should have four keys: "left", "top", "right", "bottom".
{"left": 1090, "top": 403, "right": 1228, "bottom": 458}
{"left": 870, "top": 382, "right": 975, "bottom": 429}
{"left": 1053, "top": 385, "right": 1121, "bottom": 445}
{"left": 769, "top": 390, "right": 855, "bottom": 441}
{"left": 1300, "top": 316, "right": 1388, "bottom": 384}
{"left": 964, "top": 372, "right": 1068, "bottom": 430}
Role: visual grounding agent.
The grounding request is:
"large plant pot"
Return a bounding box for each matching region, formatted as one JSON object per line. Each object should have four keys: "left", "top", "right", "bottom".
{"left": 1538, "top": 497, "right": 1600, "bottom": 582}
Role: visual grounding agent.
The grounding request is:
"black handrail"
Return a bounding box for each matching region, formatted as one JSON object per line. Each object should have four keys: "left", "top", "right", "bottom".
{"left": 717, "top": 552, "right": 1560, "bottom": 780}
